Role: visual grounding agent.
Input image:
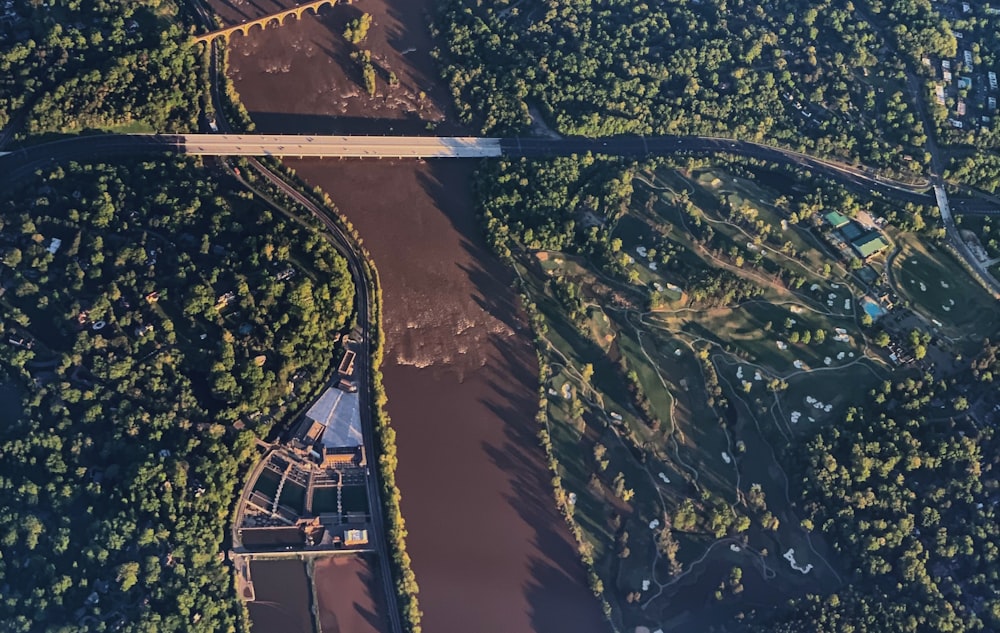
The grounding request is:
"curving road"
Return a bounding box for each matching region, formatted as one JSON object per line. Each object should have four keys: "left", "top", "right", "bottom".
{"left": 234, "top": 159, "right": 405, "bottom": 633}
{"left": 1, "top": 124, "right": 996, "bottom": 633}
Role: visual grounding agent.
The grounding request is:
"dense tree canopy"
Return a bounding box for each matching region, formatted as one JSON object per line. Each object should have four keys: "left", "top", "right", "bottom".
{"left": 436, "top": 0, "right": 930, "bottom": 171}
{"left": 0, "top": 0, "right": 202, "bottom": 136}
{"left": 759, "top": 377, "right": 1000, "bottom": 632}
{"left": 0, "top": 159, "right": 354, "bottom": 631}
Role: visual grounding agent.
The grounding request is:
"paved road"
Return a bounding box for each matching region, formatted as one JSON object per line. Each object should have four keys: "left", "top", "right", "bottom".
{"left": 502, "top": 135, "right": 935, "bottom": 203}
{"left": 232, "top": 159, "right": 405, "bottom": 633}
{"left": 0, "top": 134, "right": 171, "bottom": 183}
{"left": 1, "top": 120, "right": 997, "bottom": 629}
{"left": 187, "top": 3, "right": 408, "bottom": 627}
{"left": 182, "top": 133, "right": 503, "bottom": 158}
{"left": 1, "top": 132, "right": 933, "bottom": 199}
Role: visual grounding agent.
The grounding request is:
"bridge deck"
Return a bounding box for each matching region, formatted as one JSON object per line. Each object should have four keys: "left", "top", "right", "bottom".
{"left": 180, "top": 134, "right": 503, "bottom": 158}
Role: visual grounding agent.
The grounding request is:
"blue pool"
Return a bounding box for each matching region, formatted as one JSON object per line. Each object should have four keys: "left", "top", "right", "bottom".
{"left": 861, "top": 298, "right": 886, "bottom": 320}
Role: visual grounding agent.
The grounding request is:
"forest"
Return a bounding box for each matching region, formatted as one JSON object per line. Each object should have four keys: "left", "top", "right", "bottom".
{"left": 0, "top": 0, "right": 202, "bottom": 137}
{"left": 762, "top": 371, "right": 1000, "bottom": 632}
{"left": 0, "top": 158, "right": 354, "bottom": 631}
{"left": 434, "top": 0, "right": 950, "bottom": 173}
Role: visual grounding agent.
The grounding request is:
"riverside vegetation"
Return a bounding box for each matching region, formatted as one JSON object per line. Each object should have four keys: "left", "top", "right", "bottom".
{"left": 464, "top": 148, "right": 1000, "bottom": 631}
{"left": 434, "top": 0, "right": 1000, "bottom": 620}
{"left": 0, "top": 157, "right": 355, "bottom": 631}
{"left": 0, "top": 0, "right": 205, "bottom": 136}
{"left": 235, "top": 157, "right": 426, "bottom": 632}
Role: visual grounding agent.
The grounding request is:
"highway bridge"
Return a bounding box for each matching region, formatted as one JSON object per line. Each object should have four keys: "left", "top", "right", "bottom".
{"left": 179, "top": 134, "right": 503, "bottom": 158}
{"left": 7, "top": 132, "right": 1000, "bottom": 217}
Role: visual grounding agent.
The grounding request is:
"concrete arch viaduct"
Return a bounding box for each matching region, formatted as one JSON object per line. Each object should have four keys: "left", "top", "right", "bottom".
{"left": 192, "top": 0, "right": 338, "bottom": 45}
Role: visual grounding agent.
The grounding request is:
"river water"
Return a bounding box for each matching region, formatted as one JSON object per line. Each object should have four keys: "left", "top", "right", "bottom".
{"left": 247, "top": 560, "right": 312, "bottom": 633}
{"left": 211, "top": 1, "right": 607, "bottom": 631}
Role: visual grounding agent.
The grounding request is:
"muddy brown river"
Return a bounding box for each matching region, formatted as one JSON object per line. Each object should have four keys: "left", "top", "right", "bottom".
{"left": 211, "top": 1, "right": 608, "bottom": 631}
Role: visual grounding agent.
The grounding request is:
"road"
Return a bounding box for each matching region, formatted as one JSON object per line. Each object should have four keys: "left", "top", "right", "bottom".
{"left": 502, "top": 135, "right": 935, "bottom": 203}
{"left": 0, "top": 132, "right": 934, "bottom": 198}
{"left": 884, "top": 28, "right": 1000, "bottom": 296}
{"left": 0, "top": 135, "right": 405, "bottom": 633}
{"left": 0, "top": 122, "right": 997, "bottom": 633}
{"left": 189, "top": 3, "right": 407, "bottom": 628}
{"left": 181, "top": 133, "right": 503, "bottom": 158}
{"left": 231, "top": 158, "right": 404, "bottom": 633}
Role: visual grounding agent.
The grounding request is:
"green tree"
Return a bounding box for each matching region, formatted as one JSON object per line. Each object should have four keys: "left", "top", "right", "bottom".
{"left": 343, "top": 13, "right": 373, "bottom": 44}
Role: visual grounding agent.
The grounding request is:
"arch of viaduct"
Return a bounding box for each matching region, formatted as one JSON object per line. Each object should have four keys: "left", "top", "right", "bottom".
{"left": 192, "top": 0, "right": 338, "bottom": 45}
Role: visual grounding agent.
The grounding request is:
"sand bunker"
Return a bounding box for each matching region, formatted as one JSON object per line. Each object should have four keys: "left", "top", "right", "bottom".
{"left": 805, "top": 396, "right": 833, "bottom": 413}
{"left": 783, "top": 549, "right": 813, "bottom": 574}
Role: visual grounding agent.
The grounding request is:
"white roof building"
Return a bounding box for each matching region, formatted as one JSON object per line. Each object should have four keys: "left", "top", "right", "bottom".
{"left": 304, "top": 388, "right": 363, "bottom": 448}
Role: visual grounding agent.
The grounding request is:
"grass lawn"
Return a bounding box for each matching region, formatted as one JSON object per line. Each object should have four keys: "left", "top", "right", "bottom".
{"left": 584, "top": 306, "right": 616, "bottom": 353}
{"left": 515, "top": 162, "right": 902, "bottom": 630}
{"left": 630, "top": 174, "right": 865, "bottom": 321}
{"left": 686, "top": 168, "right": 840, "bottom": 275}
{"left": 97, "top": 120, "right": 156, "bottom": 134}
{"left": 892, "top": 233, "right": 1000, "bottom": 340}
{"left": 776, "top": 362, "right": 883, "bottom": 437}
{"left": 650, "top": 299, "right": 863, "bottom": 379}
{"left": 611, "top": 316, "right": 676, "bottom": 435}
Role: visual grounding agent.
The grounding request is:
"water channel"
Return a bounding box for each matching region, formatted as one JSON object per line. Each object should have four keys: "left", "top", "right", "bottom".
{"left": 209, "top": 1, "right": 608, "bottom": 630}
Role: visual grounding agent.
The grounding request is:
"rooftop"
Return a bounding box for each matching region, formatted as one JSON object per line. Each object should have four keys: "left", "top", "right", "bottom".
{"left": 824, "top": 211, "right": 850, "bottom": 228}
{"left": 851, "top": 233, "right": 890, "bottom": 259}
{"left": 304, "top": 387, "right": 363, "bottom": 448}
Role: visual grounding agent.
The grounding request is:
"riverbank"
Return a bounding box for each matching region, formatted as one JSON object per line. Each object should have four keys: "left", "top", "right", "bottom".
{"left": 290, "top": 157, "right": 609, "bottom": 633}
{"left": 206, "top": 0, "right": 608, "bottom": 629}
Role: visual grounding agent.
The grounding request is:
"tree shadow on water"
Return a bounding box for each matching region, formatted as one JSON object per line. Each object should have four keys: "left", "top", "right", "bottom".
{"left": 478, "top": 334, "right": 611, "bottom": 633}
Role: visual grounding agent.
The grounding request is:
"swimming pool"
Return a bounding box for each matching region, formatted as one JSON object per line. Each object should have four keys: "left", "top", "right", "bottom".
{"left": 861, "top": 297, "right": 886, "bottom": 320}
